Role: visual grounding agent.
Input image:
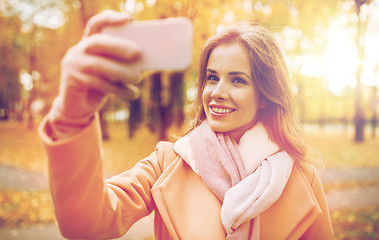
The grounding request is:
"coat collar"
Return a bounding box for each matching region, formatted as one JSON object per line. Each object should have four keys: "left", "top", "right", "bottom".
{"left": 152, "top": 158, "right": 322, "bottom": 240}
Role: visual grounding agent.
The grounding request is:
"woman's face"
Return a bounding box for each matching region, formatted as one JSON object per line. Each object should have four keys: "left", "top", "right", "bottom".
{"left": 202, "top": 42, "right": 261, "bottom": 139}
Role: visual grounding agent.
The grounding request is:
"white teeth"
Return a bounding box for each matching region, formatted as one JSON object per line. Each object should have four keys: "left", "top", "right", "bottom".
{"left": 212, "top": 107, "right": 232, "bottom": 114}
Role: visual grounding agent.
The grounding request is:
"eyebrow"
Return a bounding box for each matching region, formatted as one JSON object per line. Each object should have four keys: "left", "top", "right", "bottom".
{"left": 207, "top": 68, "right": 250, "bottom": 79}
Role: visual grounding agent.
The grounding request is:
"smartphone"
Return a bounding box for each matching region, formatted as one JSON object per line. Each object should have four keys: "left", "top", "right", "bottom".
{"left": 102, "top": 17, "right": 193, "bottom": 71}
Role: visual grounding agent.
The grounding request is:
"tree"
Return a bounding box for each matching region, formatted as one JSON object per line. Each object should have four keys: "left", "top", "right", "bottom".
{"left": 0, "top": 14, "right": 23, "bottom": 120}
{"left": 370, "top": 86, "right": 377, "bottom": 138}
{"left": 354, "top": 0, "right": 373, "bottom": 142}
{"left": 3, "top": 0, "right": 373, "bottom": 140}
{"left": 0, "top": 0, "right": 77, "bottom": 127}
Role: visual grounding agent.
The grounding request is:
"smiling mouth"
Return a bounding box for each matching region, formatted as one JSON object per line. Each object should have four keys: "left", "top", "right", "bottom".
{"left": 210, "top": 106, "right": 236, "bottom": 114}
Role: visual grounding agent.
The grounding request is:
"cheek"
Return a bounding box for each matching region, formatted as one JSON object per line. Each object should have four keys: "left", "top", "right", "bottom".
{"left": 239, "top": 90, "right": 260, "bottom": 115}
{"left": 202, "top": 85, "right": 212, "bottom": 105}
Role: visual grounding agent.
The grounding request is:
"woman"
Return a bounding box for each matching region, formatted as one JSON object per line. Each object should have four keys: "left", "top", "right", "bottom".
{"left": 39, "top": 10, "right": 333, "bottom": 240}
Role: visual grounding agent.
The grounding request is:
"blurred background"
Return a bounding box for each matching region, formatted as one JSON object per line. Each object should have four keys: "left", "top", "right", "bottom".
{"left": 0, "top": 0, "right": 378, "bottom": 239}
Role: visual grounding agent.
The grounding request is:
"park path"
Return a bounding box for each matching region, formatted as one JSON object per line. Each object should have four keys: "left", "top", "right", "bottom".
{"left": 319, "top": 167, "right": 379, "bottom": 210}
{"left": 0, "top": 164, "right": 379, "bottom": 239}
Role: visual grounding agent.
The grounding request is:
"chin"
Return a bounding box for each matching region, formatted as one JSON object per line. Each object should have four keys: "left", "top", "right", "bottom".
{"left": 207, "top": 121, "right": 233, "bottom": 133}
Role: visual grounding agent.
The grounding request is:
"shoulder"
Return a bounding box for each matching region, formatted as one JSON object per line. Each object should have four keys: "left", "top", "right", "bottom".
{"left": 292, "top": 164, "right": 334, "bottom": 239}
{"left": 294, "top": 162, "right": 321, "bottom": 188}
{"left": 154, "top": 141, "right": 178, "bottom": 171}
{"left": 293, "top": 162, "right": 328, "bottom": 207}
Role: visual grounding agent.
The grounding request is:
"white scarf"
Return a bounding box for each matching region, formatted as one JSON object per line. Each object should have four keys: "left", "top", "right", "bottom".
{"left": 174, "top": 121, "right": 294, "bottom": 239}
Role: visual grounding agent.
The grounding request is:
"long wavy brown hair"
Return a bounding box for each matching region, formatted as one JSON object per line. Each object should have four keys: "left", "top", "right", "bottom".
{"left": 191, "top": 23, "right": 308, "bottom": 163}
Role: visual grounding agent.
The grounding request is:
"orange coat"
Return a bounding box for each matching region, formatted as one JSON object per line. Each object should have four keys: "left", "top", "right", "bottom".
{"left": 39, "top": 117, "right": 334, "bottom": 240}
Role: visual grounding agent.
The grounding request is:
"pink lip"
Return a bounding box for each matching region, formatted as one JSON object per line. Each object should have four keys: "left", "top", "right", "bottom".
{"left": 209, "top": 104, "right": 236, "bottom": 117}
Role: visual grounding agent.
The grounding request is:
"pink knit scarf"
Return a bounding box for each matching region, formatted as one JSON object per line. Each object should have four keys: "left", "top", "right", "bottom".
{"left": 174, "top": 121, "right": 293, "bottom": 239}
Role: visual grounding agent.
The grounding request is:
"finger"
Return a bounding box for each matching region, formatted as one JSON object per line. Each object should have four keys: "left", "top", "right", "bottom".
{"left": 84, "top": 34, "right": 141, "bottom": 62}
{"left": 79, "top": 53, "right": 142, "bottom": 85}
{"left": 74, "top": 70, "right": 140, "bottom": 100}
{"left": 88, "top": 77, "right": 140, "bottom": 100}
{"left": 110, "top": 82, "right": 141, "bottom": 100}
{"left": 62, "top": 42, "right": 142, "bottom": 96}
{"left": 84, "top": 10, "right": 132, "bottom": 37}
{"left": 91, "top": 79, "right": 140, "bottom": 100}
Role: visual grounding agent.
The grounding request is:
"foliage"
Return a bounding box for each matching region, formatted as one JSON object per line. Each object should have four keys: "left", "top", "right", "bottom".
{"left": 2, "top": 0, "right": 376, "bottom": 129}
{"left": 0, "top": 190, "right": 55, "bottom": 227}
{"left": 331, "top": 205, "right": 379, "bottom": 239}
{"left": 0, "top": 15, "right": 23, "bottom": 120}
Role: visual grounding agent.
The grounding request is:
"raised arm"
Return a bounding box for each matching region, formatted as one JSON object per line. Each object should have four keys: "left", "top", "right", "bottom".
{"left": 48, "top": 10, "right": 142, "bottom": 140}
{"left": 39, "top": 10, "right": 158, "bottom": 239}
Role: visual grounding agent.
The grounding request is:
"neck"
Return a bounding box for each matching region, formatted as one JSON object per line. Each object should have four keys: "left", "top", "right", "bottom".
{"left": 226, "top": 120, "right": 258, "bottom": 144}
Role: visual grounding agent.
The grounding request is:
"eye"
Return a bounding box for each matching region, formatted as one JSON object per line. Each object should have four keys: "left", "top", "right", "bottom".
{"left": 232, "top": 77, "right": 247, "bottom": 85}
{"left": 207, "top": 74, "right": 219, "bottom": 82}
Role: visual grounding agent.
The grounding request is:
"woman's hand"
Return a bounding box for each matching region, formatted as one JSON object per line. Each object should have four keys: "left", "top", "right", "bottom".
{"left": 49, "top": 10, "right": 142, "bottom": 138}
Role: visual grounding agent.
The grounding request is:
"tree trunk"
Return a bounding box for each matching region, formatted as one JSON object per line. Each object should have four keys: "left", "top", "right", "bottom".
{"left": 27, "top": 30, "right": 37, "bottom": 130}
{"left": 371, "top": 86, "right": 377, "bottom": 139}
{"left": 128, "top": 97, "right": 142, "bottom": 138}
{"left": 354, "top": 1, "right": 365, "bottom": 142}
{"left": 169, "top": 72, "right": 185, "bottom": 128}
{"left": 148, "top": 72, "right": 169, "bottom": 140}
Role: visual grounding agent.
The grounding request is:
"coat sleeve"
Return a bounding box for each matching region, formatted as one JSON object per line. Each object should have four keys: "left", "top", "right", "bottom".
{"left": 39, "top": 115, "right": 168, "bottom": 239}
{"left": 300, "top": 165, "right": 334, "bottom": 240}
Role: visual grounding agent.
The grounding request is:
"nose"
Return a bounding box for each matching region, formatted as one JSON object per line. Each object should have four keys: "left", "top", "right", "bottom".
{"left": 210, "top": 79, "right": 228, "bottom": 100}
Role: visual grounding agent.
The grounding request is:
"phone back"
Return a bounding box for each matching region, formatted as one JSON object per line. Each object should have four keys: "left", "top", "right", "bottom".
{"left": 102, "top": 18, "right": 193, "bottom": 71}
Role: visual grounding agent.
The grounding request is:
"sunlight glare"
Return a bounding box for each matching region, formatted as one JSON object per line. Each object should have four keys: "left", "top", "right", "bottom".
{"left": 323, "top": 16, "right": 357, "bottom": 96}
{"left": 20, "top": 70, "right": 33, "bottom": 91}
{"left": 362, "top": 2, "right": 379, "bottom": 87}
{"left": 33, "top": 9, "right": 65, "bottom": 29}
